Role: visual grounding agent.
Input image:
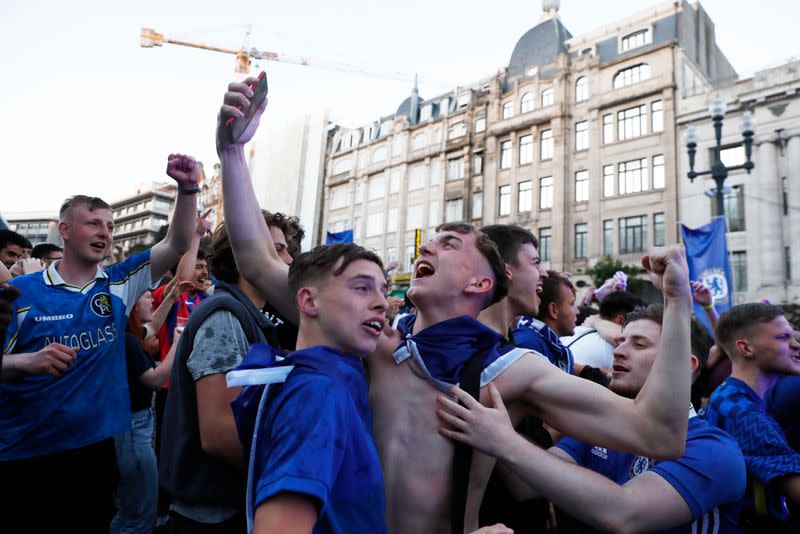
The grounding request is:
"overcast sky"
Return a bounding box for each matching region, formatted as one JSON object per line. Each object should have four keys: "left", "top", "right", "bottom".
{"left": 2, "top": 0, "right": 798, "bottom": 214}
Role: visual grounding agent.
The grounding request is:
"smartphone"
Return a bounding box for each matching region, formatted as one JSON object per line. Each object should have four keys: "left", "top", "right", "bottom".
{"left": 227, "top": 71, "right": 268, "bottom": 140}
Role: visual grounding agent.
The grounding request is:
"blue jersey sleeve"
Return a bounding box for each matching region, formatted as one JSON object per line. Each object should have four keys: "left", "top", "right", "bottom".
{"left": 731, "top": 408, "right": 800, "bottom": 485}
{"left": 253, "top": 375, "right": 351, "bottom": 511}
{"left": 107, "top": 249, "right": 154, "bottom": 318}
{"left": 555, "top": 436, "right": 589, "bottom": 464}
{"left": 649, "top": 424, "right": 746, "bottom": 519}
{"left": 765, "top": 376, "right": 800, "bottom": 451}
{"left": 511, "top": 327, "right": 550, "bottom": 357}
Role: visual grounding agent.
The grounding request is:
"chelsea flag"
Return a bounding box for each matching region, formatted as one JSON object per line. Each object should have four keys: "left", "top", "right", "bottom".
{"left": 680, "top": 218, "right": 733, "bottom": 332}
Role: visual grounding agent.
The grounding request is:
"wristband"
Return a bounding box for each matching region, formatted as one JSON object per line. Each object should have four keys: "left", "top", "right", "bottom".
{"left": 179, "top": 184, "right": 200, "bottom": 195}
{"left": 702, "top": 302, "right": 715, "bottom": 310}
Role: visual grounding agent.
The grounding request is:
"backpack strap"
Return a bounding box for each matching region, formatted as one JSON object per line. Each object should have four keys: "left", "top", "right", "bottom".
{"left": 450, "top": 351, "right": 483, "bottom": 534}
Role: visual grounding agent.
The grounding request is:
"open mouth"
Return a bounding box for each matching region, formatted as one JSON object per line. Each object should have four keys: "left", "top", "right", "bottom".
{"left": 363, "top": 318, "right": 385, "bottom": 334}
{"left": 612, "top": 363, "right": 628, "bottom": 373}
{"left": 535, "top": 283, "right": 543, "bottom": 294}
{"left": 90, "top": 242, "right": 107, "bottom": 254}
{"left": 414, "top": 260, "right": 435, "bottom": 280}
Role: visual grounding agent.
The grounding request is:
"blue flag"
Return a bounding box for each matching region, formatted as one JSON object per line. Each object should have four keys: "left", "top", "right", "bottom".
{"left": 680, "top": 218, "right": 733, "bottom": 332}
{"left": 325, "top": 229, "right": 353, "bottom": 244}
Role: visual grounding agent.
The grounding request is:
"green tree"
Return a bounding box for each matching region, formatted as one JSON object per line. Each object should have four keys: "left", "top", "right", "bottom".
{"left": 586, "top": 256, "right": 647, "bottom": 296}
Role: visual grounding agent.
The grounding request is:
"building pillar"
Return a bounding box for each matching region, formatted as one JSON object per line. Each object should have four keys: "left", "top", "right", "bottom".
{"left": 787, "top": 135, "right": 800, "bottom": 288}
{"left": 755, "top": 140, "right": 783, "bottom": 297}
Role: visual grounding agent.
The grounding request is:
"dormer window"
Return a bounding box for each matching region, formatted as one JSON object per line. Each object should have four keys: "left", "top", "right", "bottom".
{"left": 419, "top": 104, "right": 433, "bottom": 122}
{"left": 457, "top": 92, "right": 471, "bottom": 109}
{"left": 440, "top": 98, "right": 451, "bottom": 116}
{"left": 621, "top": 29, "right": 650, "bottom": 52}
{"left": 378, "top": 121, "right": 393, "bottom": 138}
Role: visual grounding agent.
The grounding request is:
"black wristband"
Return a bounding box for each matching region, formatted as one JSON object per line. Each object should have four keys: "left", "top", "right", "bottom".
{"left": 179, "top": 185, "right": 200, "bottom": 195}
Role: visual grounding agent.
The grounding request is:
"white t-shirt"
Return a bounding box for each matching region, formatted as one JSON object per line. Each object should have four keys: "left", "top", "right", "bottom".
{"left": 560, "top": 325, "right": 615, "bottom": 370}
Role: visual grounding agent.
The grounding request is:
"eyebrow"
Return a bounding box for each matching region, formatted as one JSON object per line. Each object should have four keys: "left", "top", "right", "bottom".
{"left": 349, "top": 274, "right": 389, "bottom": 293}
{"left": 439, "top": 234, "right": 463, "bottom": 246}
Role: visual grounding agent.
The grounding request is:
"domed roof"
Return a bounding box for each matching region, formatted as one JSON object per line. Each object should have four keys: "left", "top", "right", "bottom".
{"left": 395, "top": 96, "right": 414, "bottom": 118}
{"left": 507, "top": 17, "right": 572, "bottom": 79}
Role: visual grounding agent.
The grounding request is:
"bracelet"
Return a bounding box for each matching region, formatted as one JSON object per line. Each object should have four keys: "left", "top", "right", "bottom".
{"left": 179, "top": 184, "right": 200, "bottom": 195}
{"left": 702, "top": 302, "right": 715, "bottom": 310}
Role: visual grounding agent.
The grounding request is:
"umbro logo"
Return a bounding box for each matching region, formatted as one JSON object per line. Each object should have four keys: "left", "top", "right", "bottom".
{"left": 34, "top": 314, "right": 74, "bottom": 322}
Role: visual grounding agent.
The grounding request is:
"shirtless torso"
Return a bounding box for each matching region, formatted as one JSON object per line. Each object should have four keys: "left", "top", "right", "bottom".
{"left": 369, "top": 330, "right": 532, "bottom": 534}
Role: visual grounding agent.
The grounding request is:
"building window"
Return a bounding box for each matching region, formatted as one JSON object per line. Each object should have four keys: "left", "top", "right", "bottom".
{"left": 408, "top": 164, "right": 425, "bottom": 190}
{"left": 603, "top": 220, "right": 614, "bottom": 256}
{"left": 651, "top": 100, "right": 663, "bottom": 132}
{"left": 539, "top": 228, "right": 552, "bottom": 261}
{"left": 711, "top": 185, "right": 745, "bottom": 232}
{"left": 366, "top": 212, "right": 384, "bottom": 237}
{"left": 575, "top": 223, "right": 588, "bottom": 259}
{"left": 603, "top": 165, "right": 614, "bottom": 197}
{"left": 330, "top": 184, "right": 349, "bottom": 209}
{"left": 406, "top": 204, "right": 423, "bottom": 229}
{"left": 783, "top": 177, "right": 789, "bottom": 215}
{"left": 472, "top": 191, "right": 483, "bottom": 220}
{"left": 448, "top": 121, "right": 466, "bottom": 139}
{"left": 618, "top": 104, "right": 647, "bottom": 140}
{"left": 475, "top": 111, "right": 486, "bottom": 133}
{"left": 719, "top": 144, "right": 746, "bottom": 167}
{"left": 386, "top": 247, "right": 397, "bottom": 264}
{"left": 540, "top": 177, "right": 553, "bottom": 209}
{"left": 412, "top": 133, "right": 427, "bottom": 150}
{"left": 619, "top": 215, "right": 647, "bottom": 254}
{"left": 392, "top": 135, "right": 406, "bottom": 156}
{"left": 332, "top": 158, "right": 352, "bottom": 175}
{"left": 473, "top": 151, "right": 484, "bottom": 175}
{"left": 521, "top": 92, "right": 535, "bottom": 113}
{"left": 405, "top": 245, "right": 417, "bottom": 272}
{"left": 575, "top": 170, "right": 589, "bottom": 202}
{"left": 502, "top": 101, "right": 514, "bottom": 119}
{"left": 369, "top": 175, "right": 385, "bottom": 200}
{"left": 429, "top": 201, "right": 441, "bottom": 227}
{"left": 419, "top": 105, "right": 432, "bottom": 122}
{"left": 447, "top": 157, "right": 464, "bottom": 181}
{"left": 519, "top": 135, "right": 534, "bottom": 165}
{"left": 621, "top": 29, "right": 650, "bottom": 51}
{"left": 498, "top": 185, "right": 512, "bottom": 216}
{"left": 500, "top": 141, "right": 513, "bottom": 169}
{"left": 430, "top": 162, "right": 442, "bottom": 185}
{"left": 445, "top": 198, "right": 462, "bottom": 223}
{"left": 440, "top": 97, "right": 450, "bottom": 116}
{"left": 379, "top": 121, "right": 392, "bottom": 137}
{"left": 731, "top": 251, "right": 748, "bottom": 292}
{"left": 652, "top": 155, "right": 665, "bottom": 189}
{"left": 457, "top": 92, "right": 471, "bottom": 109}
{"left": 541, "top": 88, "right": 555, "bottom": 107}
{"left": 603, "top": 114, "right": 614, "bottom": 144}
{"left": 541, "top": 129, "right": 553, "bottom": 160}
{"left": 618, "top": 158, "right": 649, "bottom": 195}
{"left": 518, "top": 181, "right": 532, "bottom": 213}
{"left": 613, "top": 63, "right": 651, "bottom": 88}
{"left": 575, "top": 77, "right": 589, "bottom": 102}
{"left": 653, "top": 212, "right": 665, "bottom": 246}
{"left": 575, "top": 121, "right": 589, "bottom": 151}
{"left": 387, "top": 208, "right": 398, "bottom": 232}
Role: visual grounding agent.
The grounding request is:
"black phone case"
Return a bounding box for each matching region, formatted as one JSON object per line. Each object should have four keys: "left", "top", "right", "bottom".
{"left": 231, "top": 74, "right": 269, "bottom": 140}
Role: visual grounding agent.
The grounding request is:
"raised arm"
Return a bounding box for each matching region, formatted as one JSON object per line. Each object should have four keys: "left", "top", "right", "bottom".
{"left": 216, "top": 79, "right": 296, "bottom": 324}
{"left": 439, "top": 385, "right": 694, "bottom": 533}
{"left": 139, "top": 327, "right": 181, "bottom": 390}
{"left": 174, "top": 211, "right": 211, "bottom": 284}
{"left": 150, "top": 154, "right": 199, "bottom": 282}
{"left": 690, "top": 280, "right": 719, "bottom": 334}
{"left": 495, "top": 245, "right": 692, "bottom": 458}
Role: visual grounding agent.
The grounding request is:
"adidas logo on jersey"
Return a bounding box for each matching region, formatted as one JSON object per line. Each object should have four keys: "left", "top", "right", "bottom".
{"left": 590, "top": 446, "right": 608, "bottom": 460}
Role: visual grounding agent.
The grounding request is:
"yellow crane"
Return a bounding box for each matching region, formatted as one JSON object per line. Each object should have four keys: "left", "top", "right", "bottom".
{"left": 140, "top": 27, "right": 416, "bottom": 82}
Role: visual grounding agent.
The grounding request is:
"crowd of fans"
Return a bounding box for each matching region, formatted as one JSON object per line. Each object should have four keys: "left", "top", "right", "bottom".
{"left": 1, "top": 77, "right": 799, "bottom": 534}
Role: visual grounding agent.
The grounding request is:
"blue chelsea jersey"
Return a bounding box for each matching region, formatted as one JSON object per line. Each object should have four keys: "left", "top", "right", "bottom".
{"left": 1, "top": 252, "right": 154, "bottom": 460}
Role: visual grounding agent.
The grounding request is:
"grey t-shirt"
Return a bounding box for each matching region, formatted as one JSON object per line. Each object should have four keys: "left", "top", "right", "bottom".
{"left": 172, "top": 309, "right": 250, "bottom": 523}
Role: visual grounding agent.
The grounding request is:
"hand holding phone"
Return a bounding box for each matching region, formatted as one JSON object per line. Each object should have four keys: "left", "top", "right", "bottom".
{"left": 226, "top": 71, "right": 268, "bottom": 141}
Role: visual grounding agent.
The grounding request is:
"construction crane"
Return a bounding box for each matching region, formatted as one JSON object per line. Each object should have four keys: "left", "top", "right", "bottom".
{"left": 140, "top": 27, "right": 416, "bottom": 83}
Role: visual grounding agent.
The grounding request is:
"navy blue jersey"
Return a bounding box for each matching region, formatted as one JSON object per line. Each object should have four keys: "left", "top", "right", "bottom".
{"left": 557, "top": 415, "right": 746, "bottom": 533}
{"left": 765, "top": 375, "right": 800, "bottom": 452}
{"left": 1, "top": 252, "right": 154, "bottom": 460}
{"left": 234, "top": 346, "right": 386, "bottom": 534}
{"left": 512, "top": 316, "right": 574, "bottom": 374}
{"left": 705, "top": 377, "right": 800, "bottom": 520}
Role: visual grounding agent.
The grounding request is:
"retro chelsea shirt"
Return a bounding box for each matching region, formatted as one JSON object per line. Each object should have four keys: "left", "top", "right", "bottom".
{"left": 1, "top": 252, "right": 154, "bottom": 460}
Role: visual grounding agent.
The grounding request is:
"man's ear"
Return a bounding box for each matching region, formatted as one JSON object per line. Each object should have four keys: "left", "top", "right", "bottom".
{"left": 735, "top": 338, "right": 755, "bottom": 360}
{"left": 612, "top": 314, "right": 625, "bottom": 326}
{"left": 296, "top": 287, "right": 319, "bottom": 318}
{"left": 504, "top": 263, "right": 513, "bottom": 283}
{"left": 465, "top": 275, "right": 494, "bottom": 300}
{"left": 58, "top": 221, "right": 69, "bottom": 241}
{"left": 547, "top": 301, "right": 559, "bottom": 321}
{"left": 689, "top": 354, "right": 700, "bottom": 374}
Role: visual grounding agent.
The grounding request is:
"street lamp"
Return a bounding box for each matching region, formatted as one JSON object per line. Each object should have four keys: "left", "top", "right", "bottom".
{"left": 685, "top": 95, "right": 755, "bottom": 217}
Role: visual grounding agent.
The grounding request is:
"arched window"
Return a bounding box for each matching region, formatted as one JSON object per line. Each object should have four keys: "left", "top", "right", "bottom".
{"left": 541, "top": 88, "right": 555, "bottom": 107}
{"left": 521, "top": 92, "right": 535, "bottom": 113}
{"left": 502, "top": 101, "right": 514, "bottom": 119}
{"left": 575, "top": 77, "right": 588, "bottom": 102}
{"left": 613, "top": 64, "right": 651, "bottom": 89}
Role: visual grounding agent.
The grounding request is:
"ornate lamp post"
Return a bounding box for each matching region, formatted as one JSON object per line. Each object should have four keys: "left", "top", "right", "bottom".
{"left": 685, "top": 95, "right": 755, "bottom": 216}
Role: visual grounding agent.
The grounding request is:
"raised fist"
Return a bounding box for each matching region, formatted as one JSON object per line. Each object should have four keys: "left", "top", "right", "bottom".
{"left": 166, "top": 154, "right": 200, "bottom": 188}
{"left": 641, "top": 245, "right": 691, "bottom": 300}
